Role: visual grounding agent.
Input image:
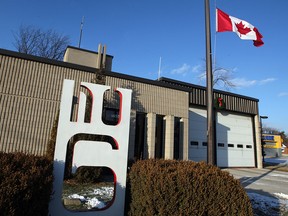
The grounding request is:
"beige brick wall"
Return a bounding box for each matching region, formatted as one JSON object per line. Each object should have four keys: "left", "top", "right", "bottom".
{"left": 0, "top": 54, "right": 95, "bottom": 155}
{"left": 106, "top": 76, "right": 189, "bottom": 118}
{"left": 0, "top": 53, "right": 189, "bottom": 157}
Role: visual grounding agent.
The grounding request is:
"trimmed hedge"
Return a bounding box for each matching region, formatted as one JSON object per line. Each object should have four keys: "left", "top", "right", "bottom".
{"left": 0, "top": 152, "right": 53, "bottom": 216}
{"left": 73, "top": 166, "right": 103, "bottom": 183}
{"left": 127, "top": 159, "right": 253, "bottom": 216}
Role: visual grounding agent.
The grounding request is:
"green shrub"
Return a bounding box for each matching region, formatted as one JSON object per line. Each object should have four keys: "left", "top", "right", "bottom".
{"left": 0, "top": 152, "right": 53, "bottom": 216}
{"left": 127, "top": 159, "right": 253, "bottom": 216}
{"left": 73, "top": 166, "right": 103, "bottom": 183}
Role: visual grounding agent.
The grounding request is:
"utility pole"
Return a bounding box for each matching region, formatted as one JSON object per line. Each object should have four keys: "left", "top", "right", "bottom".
{"left": 205, "top": 0, "right": 216, "bottom": 165}
{"left": 260, "top": 116, "right": 268, "bottom": 163}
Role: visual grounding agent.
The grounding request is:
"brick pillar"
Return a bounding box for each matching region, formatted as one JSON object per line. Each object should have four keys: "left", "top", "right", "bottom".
{"left": 145, "top": 113, "right": 156, "bottom": 159}
{"left": 128, "top": 110, "right": 136, "bottom": 161}
{"left": 180, "top": 118, "right": 189, "bottom": 160}
{"left": 254, "top": 115, "right": 263, "bottom": 168}
{"left": 164, "top": 115, "right": 174, "bottom": 159}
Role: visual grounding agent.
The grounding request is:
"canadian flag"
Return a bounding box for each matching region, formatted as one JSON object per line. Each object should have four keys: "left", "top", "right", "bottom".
{"left": 216, "top": 8, "right": 264, "bottom": 47}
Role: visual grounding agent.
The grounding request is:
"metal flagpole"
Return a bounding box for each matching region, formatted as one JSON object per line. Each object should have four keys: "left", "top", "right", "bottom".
{"left": 205, "top": 0, "right": 216, "bottom": 165}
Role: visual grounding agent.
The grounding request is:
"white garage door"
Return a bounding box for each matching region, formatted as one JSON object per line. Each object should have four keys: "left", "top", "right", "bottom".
{"left": 188, "top": 107, "right": 255, "bottom": 167}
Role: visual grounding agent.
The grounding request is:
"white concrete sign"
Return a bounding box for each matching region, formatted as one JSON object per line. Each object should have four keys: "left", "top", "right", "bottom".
{"left": 49, "top": 79, "right": 132, "bottom": 216}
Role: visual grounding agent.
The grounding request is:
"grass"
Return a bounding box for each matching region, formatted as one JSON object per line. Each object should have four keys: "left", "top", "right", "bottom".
{"left": 62, "top": 176, "right": 114, "bottom": 211}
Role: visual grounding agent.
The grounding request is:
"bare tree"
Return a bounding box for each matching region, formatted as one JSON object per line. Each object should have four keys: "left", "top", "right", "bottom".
{"left": 212, "top": 66, "right": 236, "bottom": 90}
{"left": 13, "top": 25, "right": 70, "bottom": 60}
{"left": 262, "top": 126, "right": 280, "bottom": 135}
{"left": 199, "top": 62, "right": 236, "bottom": 90}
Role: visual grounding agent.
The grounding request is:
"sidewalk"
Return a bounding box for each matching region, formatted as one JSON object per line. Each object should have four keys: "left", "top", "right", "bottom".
{"left": 224, "top": 156, "right": 288, "bottom": 215}
{"left": 264, "top": 155, "right": 288, "bottom": 165}
{"left": 263, "top": 155, "right": 288, "bottom": 172}
{"left": 224, "top": 167, "right": 288, "bottom": 195}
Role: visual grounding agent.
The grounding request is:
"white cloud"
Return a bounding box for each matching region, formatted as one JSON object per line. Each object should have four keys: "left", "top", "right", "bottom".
{"left": 259, "top": 78, "right": 277, "bottom": 85}
{"left": 278, "top": 92, "right": 288, "bottom": 97}
{"left": 231, "top": 77, "right": 276, "bottom": 88}
{"left": 191, "top": 64, "right": 202, "bottom": 73}
{"left": 231, "top": 78, "right": 257, "bottom": 87}
{"left": 170, "top": 63, "right": 191, "bottom": 76}
{"left": 170, "top": 63, "right": 203, "bottom": 76}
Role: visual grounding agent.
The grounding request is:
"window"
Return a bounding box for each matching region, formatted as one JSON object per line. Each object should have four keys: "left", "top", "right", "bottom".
{"left": 218, "top": 143, "right": 225, "bottom": 147}
{"left": 155, "top": 115, "right": 164, "bottom": 159}
{"left": 228, "top": 144, "right": 234, "bottom": 148}
{"left": 103, "top": 108, "right": 119, "bottom": 125}
{"left": 202, "top": 142, "right": 207, "bottom": 147}
{"left": 246, "top": 145, "right": 252, "bottom": 149}
{"left": 237, "top": 144, "right": 243, "bottom": 148}
{"left": 190, "top": 141, "right": 199, "bottom": 146}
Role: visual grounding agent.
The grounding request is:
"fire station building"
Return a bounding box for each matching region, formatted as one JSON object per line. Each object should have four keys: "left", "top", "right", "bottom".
{"left": 0, "top": 46, "right": 263, "bottom": 168}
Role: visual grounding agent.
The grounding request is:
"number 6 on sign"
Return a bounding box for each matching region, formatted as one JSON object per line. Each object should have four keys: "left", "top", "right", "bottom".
{"left": 49, "top": 79, "right": 132, "bottom": 216}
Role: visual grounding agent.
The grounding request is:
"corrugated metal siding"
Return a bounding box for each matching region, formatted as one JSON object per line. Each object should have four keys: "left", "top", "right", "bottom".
{"left": 0, "top": 95, "right": 59, "bottom": 155}
{"left": 160, "top": 77, "right": 258, "bottom": 115}
{"left": 106, "top": 77, "right": 189, "bottom": 118}
{"left": 188, "top": 88, "right": 258, "bottom": 115}
{"left": 0, "top": 54, "right": 95, "bottom": 155}
{"left": 213, "top": 92, "right": 258, "bottom": 114}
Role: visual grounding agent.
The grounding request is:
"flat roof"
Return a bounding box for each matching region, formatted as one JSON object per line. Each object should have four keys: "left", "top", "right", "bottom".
{"left": 0, "top": 48, "right": 258, "bottom": 102}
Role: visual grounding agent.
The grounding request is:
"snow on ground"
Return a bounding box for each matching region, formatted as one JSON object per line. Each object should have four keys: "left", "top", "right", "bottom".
{"left": 248, "top": 192, "right": 288, "bottom": 215}
{"left": 68, "top": 194, "right": 86, "bottom": 202}
{"left": 275, "top": 193, "right": 288, "bottom": 200}
{"left": 265, "top": 157, "right": 288, "bottom": 165}
{"left": 86, "top": 197, "right": 106, "bottom": 209}
{"left": 67, "top": 187, "right": 288, "bottom": 214}
{"left": 67, "top": 186, "right": 114, "bottom": 209}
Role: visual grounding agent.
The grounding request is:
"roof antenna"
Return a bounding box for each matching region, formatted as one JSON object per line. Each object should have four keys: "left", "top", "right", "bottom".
{"left": 78, "top": 16, "right": 85, "bottom": 48}
{"left": 158, "top": 56, "right": 162, "bottom": 80}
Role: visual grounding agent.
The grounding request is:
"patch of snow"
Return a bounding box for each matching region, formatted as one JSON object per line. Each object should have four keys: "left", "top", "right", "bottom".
{"left": 67, "top": 186, "right": 288, "bottom": 214}
{"left": 274, "top": 193, "right": 288, "bottom": 200}
{"left": 86, "top": 197, "right": 106, "bottom": 209}
{"left": 93, "top": 187, "right": 114, "bottom": 197}
{"left": 68, "top": 194, "right": 86, "bottom": 201}
{"left": 66, "top": 186, "right": 114, "bottom": 209}
{"left": 248, "top": 192, "right": 288, "bottom": 215}
{"left": 265, "top": 158, "right": 288, "bottom": 164}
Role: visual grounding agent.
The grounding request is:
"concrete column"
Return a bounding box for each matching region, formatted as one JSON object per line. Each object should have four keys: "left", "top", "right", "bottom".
{"left": 254, "top": 114, "right": 263, "bottom": 168}
{"left": 180, "top": 117, "right": 189, "bottom": 160}
{"left": 145, "top": 113, "right": 156, "bottom": 159}
{"left": 164, "top": 115, "right": 175, "bottom": 159}
{"left": 128, "top": 110, "right": 136, "bottom": 161}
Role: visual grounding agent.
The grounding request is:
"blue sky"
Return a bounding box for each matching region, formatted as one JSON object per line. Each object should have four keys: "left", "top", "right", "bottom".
{"left": 1, "top": 0, "right": 287, "bottom": 133}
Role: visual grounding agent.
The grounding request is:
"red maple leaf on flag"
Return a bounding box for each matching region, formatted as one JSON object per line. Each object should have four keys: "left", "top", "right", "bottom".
{"left": 235, "top": 21, "right": 251, "bottom": 35}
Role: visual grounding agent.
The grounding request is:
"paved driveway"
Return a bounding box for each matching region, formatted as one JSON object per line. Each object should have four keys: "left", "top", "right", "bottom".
{"left": 223, "top": 167, "right": 288, "bottom": 197}
{"left": 223, "top": 156, "right": 288, "bottom": 197}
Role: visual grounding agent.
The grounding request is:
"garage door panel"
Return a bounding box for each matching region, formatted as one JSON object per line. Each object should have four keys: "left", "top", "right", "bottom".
{"left": 189, "top": 107, "right": 255, "bottom": 167}
{"left": 217, "top": 111, "right": 255, "bottom": 167}
{"left": 226, "top": 134, "right": 253, "bottom": 144}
